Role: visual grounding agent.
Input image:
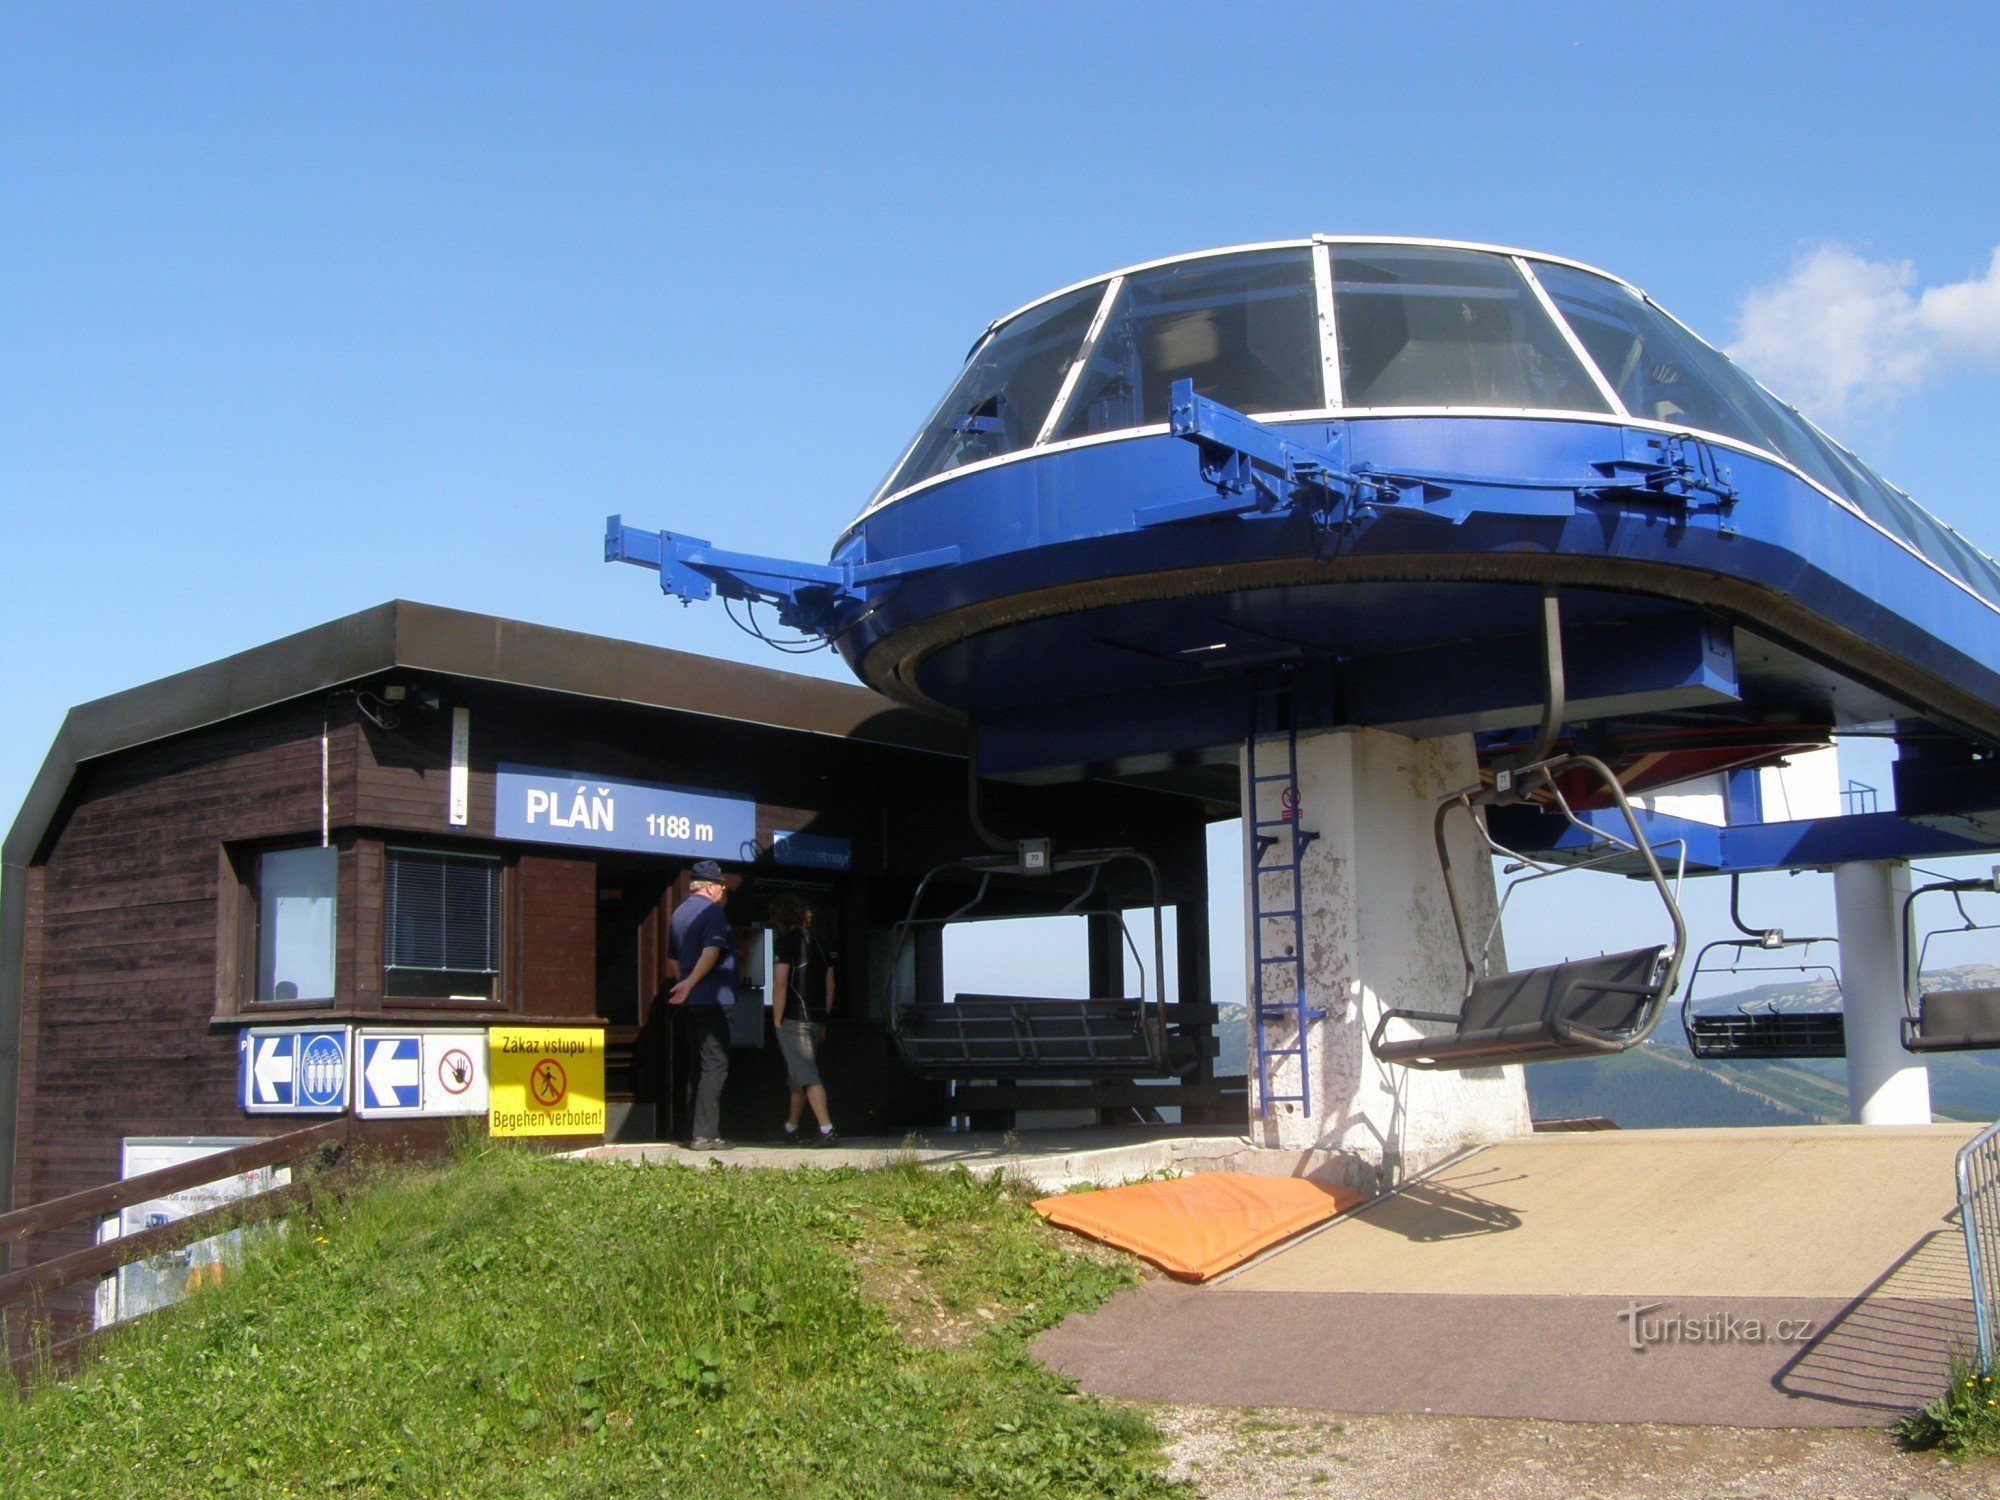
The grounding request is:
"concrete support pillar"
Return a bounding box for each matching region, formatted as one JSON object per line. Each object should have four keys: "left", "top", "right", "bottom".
{"left": 1834, "top": 860, "right": 1930, "bottom": 1124}
{"left": 1242, "top": 727, "right": 1531, "bottom": 1178}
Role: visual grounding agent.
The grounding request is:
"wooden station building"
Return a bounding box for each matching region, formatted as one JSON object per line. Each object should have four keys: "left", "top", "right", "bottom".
{"left": 1, "top": 602, "right": 1227, "bottom": 1238}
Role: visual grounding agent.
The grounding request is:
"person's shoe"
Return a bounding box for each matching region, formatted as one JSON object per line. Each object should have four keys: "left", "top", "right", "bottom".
{"left": 776, "top": 1127, "right": 804, "bottom": 1147}
{"left": 807, "top": 1128, "right": 841, "bottom": 1148}
{"left": 690, "top": 1137, "right": 730, "bottom": 1152}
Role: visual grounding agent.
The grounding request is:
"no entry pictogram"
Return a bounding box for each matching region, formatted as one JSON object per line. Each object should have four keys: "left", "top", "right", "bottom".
{"left": 530, "top": 1057, "right": 568, "bottom": 1108}
{"left": 488, "top": 1025, "right": 604, "bottom": 1139}
{"left": 437, "top": 1047, "right": 475, "bottom": 1096}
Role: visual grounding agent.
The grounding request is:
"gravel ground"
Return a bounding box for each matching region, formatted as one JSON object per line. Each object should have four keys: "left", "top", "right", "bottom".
{"left": 1146, "top": 1403, "right": 2000, "bottom": 1499}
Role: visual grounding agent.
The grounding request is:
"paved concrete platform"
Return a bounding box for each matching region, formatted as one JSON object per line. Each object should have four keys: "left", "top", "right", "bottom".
{"left": 1037, "top": 1125, "right": 1983, "bottom": 1428}
{"left": 1227, "top": 1124, "right": 1978, "bottom": 1299}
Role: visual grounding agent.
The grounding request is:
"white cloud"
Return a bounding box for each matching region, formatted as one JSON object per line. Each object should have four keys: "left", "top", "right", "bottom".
{"left": 1725, "top": 244, "right": 2000, "bottom": 422}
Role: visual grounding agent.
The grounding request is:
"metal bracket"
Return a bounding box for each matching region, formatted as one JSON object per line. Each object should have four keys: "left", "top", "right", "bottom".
{"left": 605, "top": 516, "right": 959, "bottom": 636}
{"left": 1143, "top": 380, "right": 1429, "bottom": 538}
{"left": 1586, "top": 430, "right": 1740, "bottom": 533}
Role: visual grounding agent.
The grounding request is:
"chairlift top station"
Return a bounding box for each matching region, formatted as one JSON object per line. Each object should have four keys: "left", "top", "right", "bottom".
{"left": 611, "top": 235, "right": 2000, "bottom": 806}
{"left": 613, "top": 236, "right": 2000, "bottom": 1147}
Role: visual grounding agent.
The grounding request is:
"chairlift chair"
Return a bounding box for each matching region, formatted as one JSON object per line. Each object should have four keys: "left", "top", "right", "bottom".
{"left": 1681, "top": 875, "right": 1845, "bottom": 1060}
{"left": 1369, "top": 590, "right": 1688, "bottom": 1072}
{"left": 1902, "top": 871, "right": 2000, "bottom": 1053}
{"left": 886, "top": 848, "right": 1196, "bottom": 1080}
{"left": 1369, "top": 750, "right": 1687, "bottom": 1070}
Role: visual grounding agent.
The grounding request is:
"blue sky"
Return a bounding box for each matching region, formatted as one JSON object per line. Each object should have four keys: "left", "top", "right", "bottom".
{"left": 7, "top": 3, "right": 2000, "bottom": 990}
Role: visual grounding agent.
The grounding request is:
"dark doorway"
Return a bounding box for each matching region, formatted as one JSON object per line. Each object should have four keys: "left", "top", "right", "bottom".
{"left": 598, "top": 860, "right": 675, "bottom": 1138}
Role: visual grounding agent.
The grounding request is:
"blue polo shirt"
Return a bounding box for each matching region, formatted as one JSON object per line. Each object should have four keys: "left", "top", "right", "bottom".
{"left": 669, "top": 893, "right": 736, "bottom": 1007}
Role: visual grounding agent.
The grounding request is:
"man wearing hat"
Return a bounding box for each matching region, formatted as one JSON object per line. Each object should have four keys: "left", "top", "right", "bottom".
{"left": 666, "top": 860, "right": 736, "bottom": 1149}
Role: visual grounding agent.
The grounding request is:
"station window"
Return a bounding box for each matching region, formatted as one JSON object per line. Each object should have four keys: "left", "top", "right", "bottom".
{"left": 1531, "top": 262, "right": 1799, "bottom": 448}
{"left": 879, "top": 283, "right": 1106, "bottom": 496}
{"left": 1331, "top": 247, "right": 1611, "bottom": 413}
{"left": 1051, "top": 248, "right": 1322, "bottom": 440}
{"left": 383, "top": 847, "right": 503, "bottom": 1002}
{"left": 255, "top": 845, "right": 337, "bottom": 1003}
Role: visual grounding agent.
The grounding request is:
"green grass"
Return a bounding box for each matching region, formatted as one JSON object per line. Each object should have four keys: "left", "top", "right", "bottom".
{"left": 1899, "top": 1365, "right": 2000, "bottom": 1455}
{"left": 0, "top": 1143, "right": 1178, "bottom": 1498}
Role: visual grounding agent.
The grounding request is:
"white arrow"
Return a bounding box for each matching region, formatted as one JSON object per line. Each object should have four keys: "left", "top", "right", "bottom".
{"left": 365, "top": 1040, "right": 423, "bottom": 1106}
{"left": 252, "top": 1036, "right": 294, "bottom": 1104}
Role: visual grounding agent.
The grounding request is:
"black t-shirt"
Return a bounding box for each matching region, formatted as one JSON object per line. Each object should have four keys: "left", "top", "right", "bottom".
{"left": 773, "top": 926, "right": 830, "bottom": 1023}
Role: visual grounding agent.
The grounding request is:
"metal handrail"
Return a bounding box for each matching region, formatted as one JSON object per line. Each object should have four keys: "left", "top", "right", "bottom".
{"left": 1958, "top": 1120, "right": 2000, "bottom": 1372}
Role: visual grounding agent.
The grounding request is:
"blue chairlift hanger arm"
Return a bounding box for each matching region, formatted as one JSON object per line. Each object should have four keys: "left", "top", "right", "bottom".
{"left": 604, "top": 515, "right": 959, "bottom": 636}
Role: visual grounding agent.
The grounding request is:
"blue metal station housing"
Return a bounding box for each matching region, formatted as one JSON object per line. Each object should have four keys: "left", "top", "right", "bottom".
{"left": 610, "top": 237, "right": 2000, "bottom": 870}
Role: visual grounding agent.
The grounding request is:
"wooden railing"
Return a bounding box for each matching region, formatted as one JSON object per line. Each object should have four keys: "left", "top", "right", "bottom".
{"left": 2, "top": 1118, "right": 354, "bottom": 1374}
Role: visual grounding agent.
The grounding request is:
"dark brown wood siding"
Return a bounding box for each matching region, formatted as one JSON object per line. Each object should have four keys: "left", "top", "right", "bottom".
{"left": 514, "top": 853, "right": 596, "bottom": 1018}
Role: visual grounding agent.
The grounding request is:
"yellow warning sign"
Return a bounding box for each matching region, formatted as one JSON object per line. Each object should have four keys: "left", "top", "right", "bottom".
{"left": 488, "top": 1026, "right": 606, "bottom": 1138}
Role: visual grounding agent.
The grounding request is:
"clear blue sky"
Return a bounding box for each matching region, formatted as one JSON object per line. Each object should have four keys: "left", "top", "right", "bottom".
{"left": 7, "top": 3, "right": 2000, "bottom": 990}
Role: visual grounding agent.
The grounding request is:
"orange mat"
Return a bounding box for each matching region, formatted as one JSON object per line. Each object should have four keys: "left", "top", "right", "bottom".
{"left": 1033, "top": 1172, "right": 1363, "bottom": 1282}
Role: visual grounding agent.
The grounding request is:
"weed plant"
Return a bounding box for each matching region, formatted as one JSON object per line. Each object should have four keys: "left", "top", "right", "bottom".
{"left": 1899, "top": 1363, "right": 2000, "bottom": 1454}
{"left": 0, "top": 1142, "right": 1176, "bottom": 1498}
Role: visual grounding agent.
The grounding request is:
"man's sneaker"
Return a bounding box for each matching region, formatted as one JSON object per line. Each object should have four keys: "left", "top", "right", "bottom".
{"left": 690, "top": 1137, "right": 730, "bottom": 1152}
{"left": 776, "top": 1127, "right": 804, "bottom": 1147}
{"left": 807, "top": 1128, "right": 841, "bottom": 1148}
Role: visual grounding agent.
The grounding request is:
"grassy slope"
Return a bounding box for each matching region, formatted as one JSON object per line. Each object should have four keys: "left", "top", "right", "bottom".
{"left": 0, "top": 1146, "right": 1176, "bottom": 1500}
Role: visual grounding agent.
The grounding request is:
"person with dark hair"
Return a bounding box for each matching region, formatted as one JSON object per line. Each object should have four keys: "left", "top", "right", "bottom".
{"left": 667, "top": 860, "right": 736, "bottom": 1150}
{"left": 770, "top": 892, "right": 838, "bottom": 1146}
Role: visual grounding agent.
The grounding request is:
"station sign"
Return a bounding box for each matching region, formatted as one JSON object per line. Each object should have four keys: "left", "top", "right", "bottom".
{"left": 354, "top": 1028, "right": 491, "bottom": 1119}
{"left": 238, "top": 1025, "right": 352, "bottom": 1114}
{"left": 495, "top": 764, "right": 756, "bottom": 861}
{"left": 488, "top": 1026, "right": 606, "bottom": 1139}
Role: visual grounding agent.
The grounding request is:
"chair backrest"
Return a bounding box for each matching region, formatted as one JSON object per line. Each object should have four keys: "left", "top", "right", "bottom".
{"left": 1460, "top": 946, "right": 1668, "bottom": 1037}
{"left": 1921, "top": 988, "right": 2000, "bottom": 1037}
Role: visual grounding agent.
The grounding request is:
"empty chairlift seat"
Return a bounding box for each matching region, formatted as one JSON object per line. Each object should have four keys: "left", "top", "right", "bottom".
{"left": 1902, "top": 875, "right": 2000, "bottom": 1053}
{"left": 895, "top": 995, "right": 1170, "bottom": 1079}
{"left": 1687, "top": 1009, "right": 1846, "bottom": 1060}
{"left": 1372, "top": 945, "right": 1676, "bottom": 1070}
{"left": 1369, "top": 735, "right": 1688, "bottom": 1073}
{"left": 886, "top": 848, "right": 1194, "bottom": 1081}
{"left": 1680, "top": 887, "right": 1846, "bottom": 1062}
{"left": 1904, "top": 988, "right": 2000, "bottom": 1053}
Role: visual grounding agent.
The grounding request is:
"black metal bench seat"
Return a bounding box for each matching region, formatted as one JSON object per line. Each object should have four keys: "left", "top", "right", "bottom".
{"left": 893, "top": 994, "right": 1191, "bottom": 1079}
{"left": 1370, "top": 946, "right": 1676, "bottom": 1071}
{"left": 1904, "top": 988, "right": 2000, "bottom": 1053}
{"left": 1686, "top": 1010, "right": 1845, "bottom": 1060}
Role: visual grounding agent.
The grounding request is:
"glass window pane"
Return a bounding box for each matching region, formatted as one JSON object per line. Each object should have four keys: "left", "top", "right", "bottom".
{"left": 1538, "top": 263, "right": 2000, "bottom": 606}
{"left": 1329, "top": 247, "right": 1610, "bottom": 413}
{"left": 1051, "top": 249, "right": 1322, "bottom": 440}
{"left": 257, "top": 846, "right": 336, "bottom": 1002}
{"left": 879, "top": 284, "right": 1105, "bottom": 496}
{"left": 385, "top": 848, "right": 502, "bottom": 1000}
{"left": 1533, "top": 262, "right": 1812, "bottom": 452}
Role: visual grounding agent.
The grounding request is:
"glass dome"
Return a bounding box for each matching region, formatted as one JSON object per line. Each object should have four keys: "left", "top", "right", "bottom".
{"left": 863, "top": 238, "right": 2000, "bottom": 608}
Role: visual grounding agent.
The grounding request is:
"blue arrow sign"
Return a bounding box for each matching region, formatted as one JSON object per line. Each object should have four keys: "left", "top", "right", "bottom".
{"left": 359, "top": 1034, "right": 423, "bottom": 1115}
{"left": 239, "top": 1026, "right": 351, "bottom": 1114}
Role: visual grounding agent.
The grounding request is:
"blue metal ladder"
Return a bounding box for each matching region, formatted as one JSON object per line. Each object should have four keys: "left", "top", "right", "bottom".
{"left": 1246, "top": 674, "right": 1323, "bottom": 1121}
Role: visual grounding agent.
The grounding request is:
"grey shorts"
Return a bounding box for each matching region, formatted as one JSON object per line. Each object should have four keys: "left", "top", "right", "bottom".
{"left": 776, "top": 1018, "right": 824, "bottom": 1090}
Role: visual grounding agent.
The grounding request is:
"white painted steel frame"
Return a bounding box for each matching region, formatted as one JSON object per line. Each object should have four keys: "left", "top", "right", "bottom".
{"left": 1036, "top": 276, "right": 1125, "bottom": 447}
